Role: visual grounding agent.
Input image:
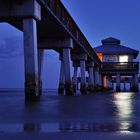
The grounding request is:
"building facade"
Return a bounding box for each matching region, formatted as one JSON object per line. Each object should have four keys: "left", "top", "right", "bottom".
{"left": 94, "top": 37, "right": 139, "bottom": 92}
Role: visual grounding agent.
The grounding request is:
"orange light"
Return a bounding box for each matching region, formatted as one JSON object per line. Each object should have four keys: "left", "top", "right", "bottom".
{"left": 97, "top": 53, "right": 103, "bottom": 61}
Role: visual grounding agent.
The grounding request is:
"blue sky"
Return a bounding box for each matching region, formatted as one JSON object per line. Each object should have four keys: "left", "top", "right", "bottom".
{"left": 61, "top": 0, "right": 140, "bottom": 53}
{"left": 0, "top": 0, "right": 140, "bottom": 88}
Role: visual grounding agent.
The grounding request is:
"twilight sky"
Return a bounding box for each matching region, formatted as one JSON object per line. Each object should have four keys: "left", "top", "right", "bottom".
{"left": 0, "top": 0, "right": 140, "bottom": 89}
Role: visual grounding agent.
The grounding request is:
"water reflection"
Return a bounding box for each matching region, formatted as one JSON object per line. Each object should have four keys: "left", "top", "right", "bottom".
{"left": 113, "top": 92, "right": 135, "bottom": 119}
{"left": 112, "top": 92, "right": 137, "bottom": 133}
{"left": 0, "top": 92, "right": 138, "bottom": 133}
{"left": 24, "top": 123, "right": 41, "bottom": 132}
{"left": 0, "top": 122, "right": 139, "bottom": 133}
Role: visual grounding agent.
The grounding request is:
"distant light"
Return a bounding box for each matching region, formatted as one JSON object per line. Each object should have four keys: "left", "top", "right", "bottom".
{"left": 97, "top": 53, "right": 103, "bottom": 61}
{"left": 113, "top": 93, "right": 134, "bottom": 119}
{"left": 119, "top": 130, "right": 134, "bottom": 135}
{"left": 119, "top": 56, "right": 128, "bottom": 62}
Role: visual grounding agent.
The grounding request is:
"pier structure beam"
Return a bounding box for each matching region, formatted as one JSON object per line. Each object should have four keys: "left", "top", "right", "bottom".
{"left": 38, "top": 49, "right": 44, "bottom": 96}
{"left": 58, "top": 59, "right": 65, "bottom": 94}
{"left": 116, "top": 74, "right": 121, "bottom": 92}
{"left": 72, "top": 53, "right": 87, "bottom": 94}
{"left": 39, "top": 38, "right": 74, "bottom": 96}
{"left": 130, "top": 77, "right": 133, "bottom": 91}
{"left": 111, "top": 78, "right": 113, "bottom": 90}
{"left": 86, "top": 61, "right": 94, "bottom": 92}
{"left": 72, "top": 67, "right": 78, "bottom": 93}
{"left": 80, "top": 59, "right": 87, "bottom": 94}
{"left": 59, "top": 38, "right": 74, "bottom": 96}
{"left": 124, "top": 82, "right": 126, "bottom": 92}
{"left": 72, "top": 62, "right": 79, "bottom": 93}
{"left": 108, "top": 77, "right": 113, "bottom": 90}
{"left": 103, "top": 75, "right": 109, "bottom": 90}
{"left": 0, "top": 1, "right": 41, "bottom": 101}
{"left": 99, "top": 73, "right": 103, "bottom": 91}
{"left": 23, "top": 19, "right": 40, "bottom": 100}
{"left": 0, "top": 0, "right": 41, "bottom": 21}
{"left": 94, "top": 67, "right": 101, "bottom": 91}
{"left": 132, "top": 74, "right": 139, "bottom": 92}
{"left": 63, "top": 48, "right": 73, "bottom": 96}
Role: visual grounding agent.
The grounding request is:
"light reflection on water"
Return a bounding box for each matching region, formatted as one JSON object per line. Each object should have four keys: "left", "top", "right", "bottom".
{"left": 112, "top": 92, "right": 137, "bottom": 133}
{"left": 0, "top": 91, "right": 139, "bottom": 133}
{"left": 0, "top": 122, "right": 139, "bottom": 133}
{"left": 113, "top": 92, "right": 135, "bottom": 119}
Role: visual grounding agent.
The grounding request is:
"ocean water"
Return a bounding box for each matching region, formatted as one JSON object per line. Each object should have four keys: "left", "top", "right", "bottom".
{"left": 0, "top": 90, "right": 140, "bottom": 139}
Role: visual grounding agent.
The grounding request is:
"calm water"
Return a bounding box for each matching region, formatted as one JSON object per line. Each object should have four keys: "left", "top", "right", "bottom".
{"left": 0, "top": 90, "right": 140, "bottom": 139}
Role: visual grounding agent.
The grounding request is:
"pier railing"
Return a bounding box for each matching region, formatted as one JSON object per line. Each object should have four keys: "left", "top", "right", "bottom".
{"left": 38, "top": 0, "right": 101, "bottom": 65}
{"left": 101, "top": 62, "right": 139, "bottom": 71}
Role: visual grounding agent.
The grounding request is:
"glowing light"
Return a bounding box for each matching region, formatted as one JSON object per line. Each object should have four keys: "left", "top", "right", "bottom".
{"left": 119, "top": 130, "right": 135, "bottom": 134}
{"left": 113, "top": 93, "right": 134, "bottom": 119}
{"left": 120, "top": 122, "right": 131, "bottom": 131}
{"left": 119, "top": 55, "right": 128, "bottom": 62}
{"left": 112, "top": 93, "right": 137, "bottom": 133}
{"left": 97, "top": 53, "right": 103, "bottom": 61}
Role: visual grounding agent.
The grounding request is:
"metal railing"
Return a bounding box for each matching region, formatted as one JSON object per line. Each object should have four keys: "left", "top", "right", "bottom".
{"left": 38, "top": 0, "right": 101, "bottom": 65}
{"left": 101, "top": 62, "right": 139, "bottom": 71}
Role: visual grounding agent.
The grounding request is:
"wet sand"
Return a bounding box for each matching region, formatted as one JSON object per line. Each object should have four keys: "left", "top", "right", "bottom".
{"left": 0, "top": 90, "right": 140, "bottom": 139}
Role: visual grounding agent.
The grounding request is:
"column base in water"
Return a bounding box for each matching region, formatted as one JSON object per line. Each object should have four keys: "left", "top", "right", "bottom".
{"left": 116, "top": 86, "right": 120, "bottom": 92}
{"left": 65, "top": 81, "right": 73, "bottom": 96}
{"left": 87, "top": 84, "right": 94, "bottom": 92}
{"left": 73, "top": 84, "right": 77, "bottom": 93}
{"left": 25, "top": 80, "right": 39, "bottom": 101}
{"left": 38, "top": 80, "right": 42, "bottom": 96}
{"left": 132, "top": 85, "right": 139, "bottom": 92}
{"left": 80, "top": 84, "right": 87, "bottom": 95}
{"left": 58, "top": 83, "right": 65, "bottom": 95}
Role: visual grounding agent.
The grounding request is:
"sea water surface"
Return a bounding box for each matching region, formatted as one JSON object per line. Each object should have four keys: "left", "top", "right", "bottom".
{"left": 0, "top": 90, "right": 140, "bottom": 139}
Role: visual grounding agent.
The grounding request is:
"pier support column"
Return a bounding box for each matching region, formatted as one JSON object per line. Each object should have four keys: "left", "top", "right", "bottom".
{"left": 130, "top": 77, "right": 133, "bottom": 91}
{"left": 99, "top": 73, "right": 103, "bottom": 91}
{"left": 80, "top": 59, "right": 87, "bottom": 94}
{"left": 63, "top": 48, "right": 73, "bottom": 96}
{"left": 94, "top": 67, "right": 101, "bottom": 91}
{"left": 72, "top": 53, "right": 87, "bottom": 94}
{"left": 38, "top": 50, "right": 44, "bottom": 96}
{"left": 111, "top": 79, "right": 113, "bottom": 90}
{"left": 107, "top": 77, "right": 111, "bottom": 90}
{"left": 87, "top": 62, "right": 94, "bottom": 92}
{"left": 116, "top": 74, "right": 120, "bottom": 92}
{"left": 132, "top": 74, "right": 139, "bottom": 92}
{"left": 72, "top": 67, "right": 78, "bottom": 93}
{"left": 23, "top": 19, "right": 39, "bottom": 101}
{"left": 124, "top": 82, "right": 126, "bottom": 92}
{"left": 88, "top": 67, "right": 94, "bottom": 92}
{"left": 58, "top": 60, "right": 65, "bottom": 94}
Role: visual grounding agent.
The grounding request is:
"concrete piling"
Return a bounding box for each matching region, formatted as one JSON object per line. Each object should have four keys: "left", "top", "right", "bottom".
{"left": 23, "top": 19, "right": 39, "bottom": 100}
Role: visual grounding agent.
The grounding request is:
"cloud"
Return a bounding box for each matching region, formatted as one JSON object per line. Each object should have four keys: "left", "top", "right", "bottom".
{"left": 0, "top": 36, "right": 23, "bottom": 59}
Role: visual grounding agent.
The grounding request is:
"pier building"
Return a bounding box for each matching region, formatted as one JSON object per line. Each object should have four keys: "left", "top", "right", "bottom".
{"left": 94, "top": 37, "right": 139, "bottom": 92}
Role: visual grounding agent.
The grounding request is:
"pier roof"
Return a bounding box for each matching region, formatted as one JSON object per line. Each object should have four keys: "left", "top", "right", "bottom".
{"left": 94, "top": 37, "right": 139, "bottom": 58}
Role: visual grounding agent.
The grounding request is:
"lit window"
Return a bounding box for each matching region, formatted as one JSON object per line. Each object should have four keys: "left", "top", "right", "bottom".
{"left": 119, "top": 56, "right": 128, "bottom": 62}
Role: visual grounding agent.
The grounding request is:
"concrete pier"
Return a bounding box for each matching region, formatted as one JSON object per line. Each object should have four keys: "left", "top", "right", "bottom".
{"left": 116, "top": 74, "right": 120, "bottom": 92}
{"left": 72, "top": 54, "right": 88, "bottom": 94}
{"left": 58, "top": 60, "right": 65, "bottom": 94}
{"left": 87, "top": 62, "right": 94, "bottom": 92}
{"left": 98, "top": 73, "right": 103, "bottom": 91}
{"left": 94, "top": 67, "right": 101, "bottom": 91}
{"left": 23, "top": 19, "right": 39, "bottom": 101}
{"left": 63, "top": 48, "right": 73, "bottom": 96}
{"left": 38, "top": 50, "right": 44, "bottom": 96}
{"left": 80, "top": 60, "right": 87, "bottom": 94}
{"left": 72, "top": 67, "right": 78, "bottom": 93}
{"left": 133, "top": 74, "right": 139, "bottom": 92}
